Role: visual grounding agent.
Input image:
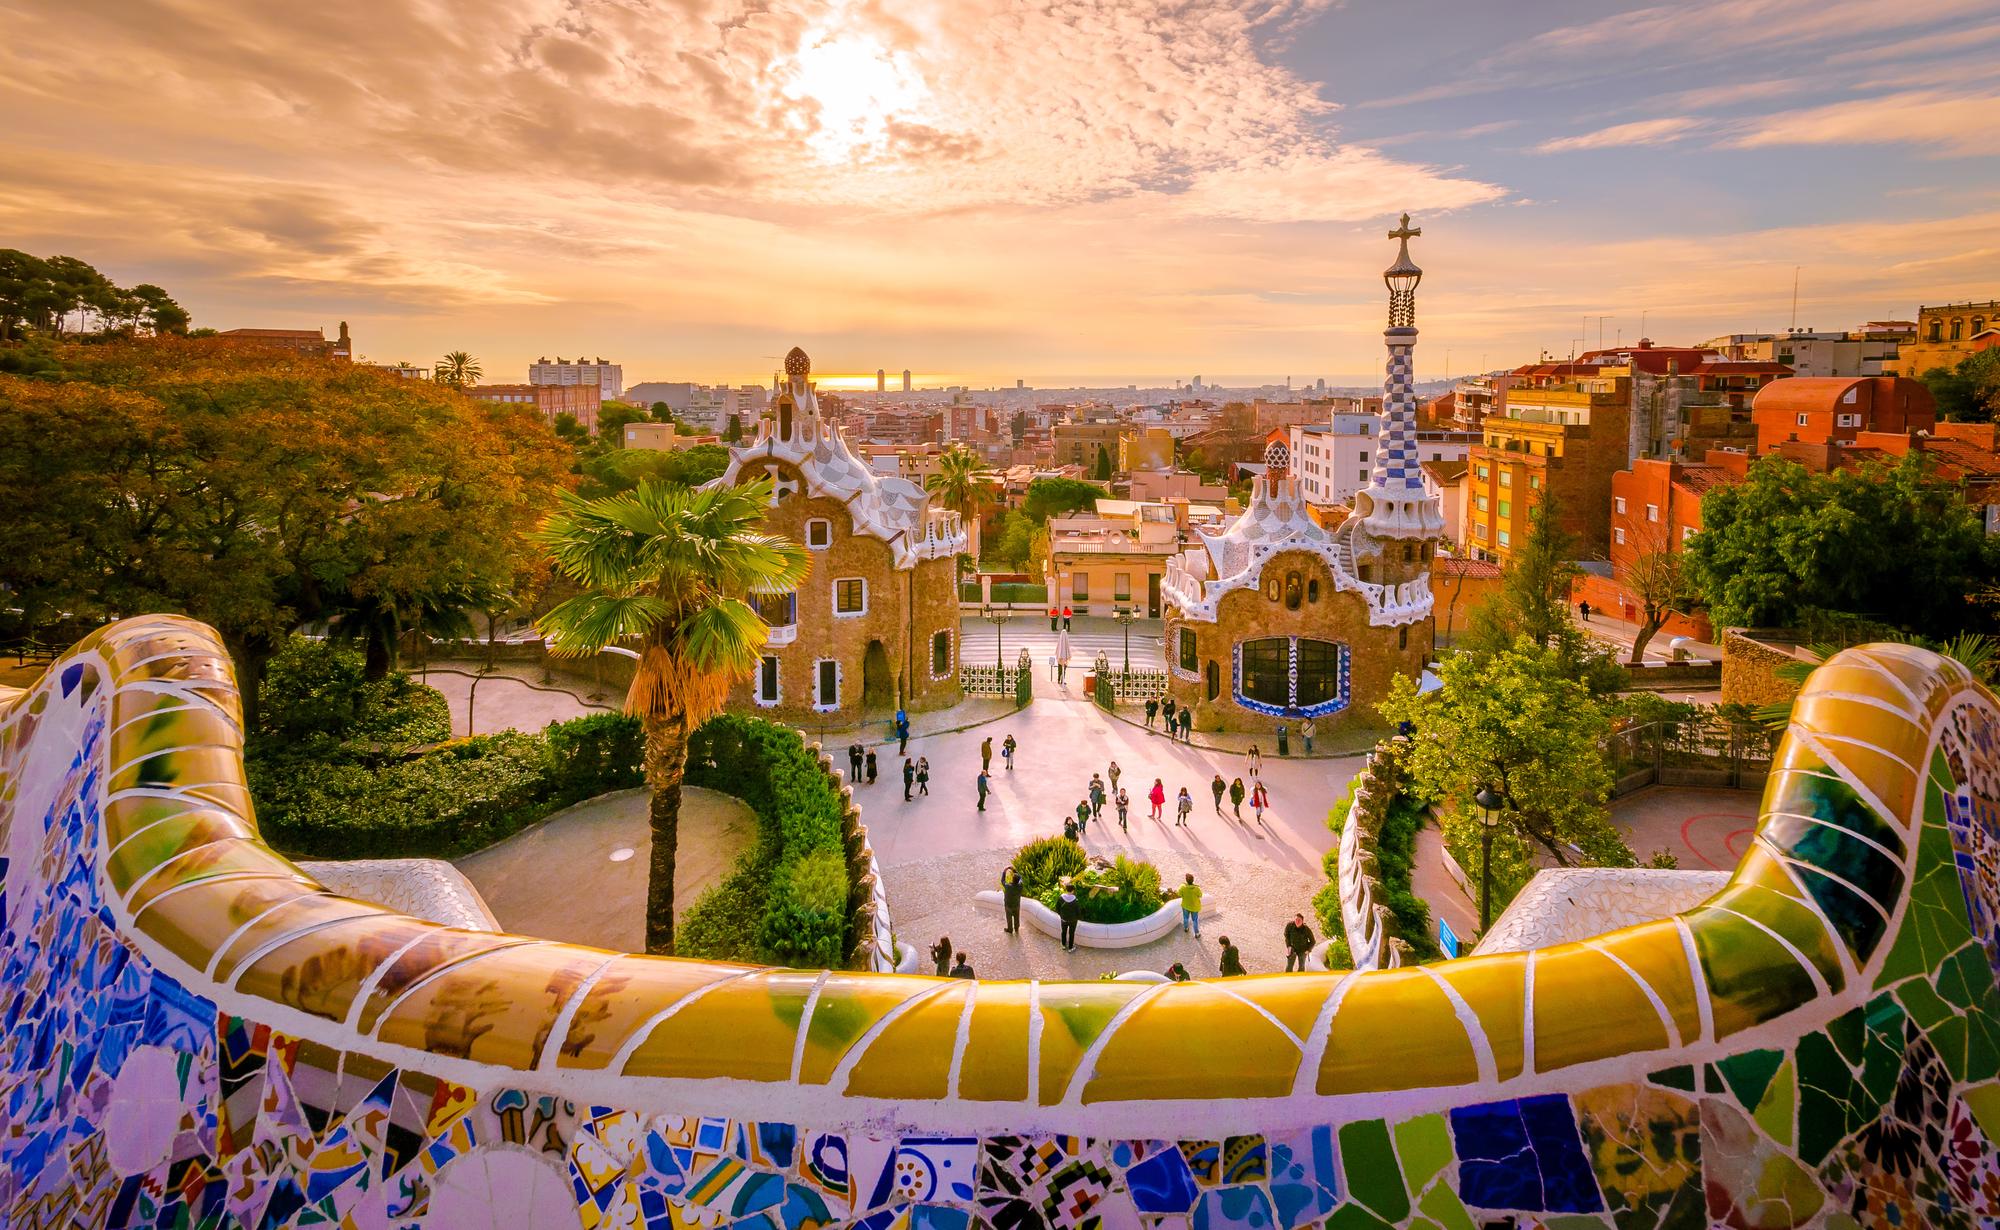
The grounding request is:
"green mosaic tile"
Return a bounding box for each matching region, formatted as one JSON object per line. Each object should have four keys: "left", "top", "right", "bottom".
{"left": 1690, "top": 908, "right": 1820, "bottom": 1039}
{"left": 1702, "top": 1063, "right": 1725, "bottom": 1094}
{"left": 1766, "top": 769, "right": 1906, "bottom": 860}
{"left": 1391, "top": 1113, "right": 1452, "bottom": 1192}
{"left": 1896, "top": 974, "right": 1956, "bottom": 1032}
{"left": 1339, "top": 1119, "right": 1410, "bottom": 1223}
{"left": 1715, "top": 1048, "right": 1784, "bottom": 1112}
{"left": 1966, "top": 1006, "right": 2000, "bottom": 1083}
{"left": 1326, "top": 1202, "right": 1397, "bottom": 1230}
{"left": 1964, "top": 1081, "right": 2000, "bottom": 1141}
{"left": 1648, "top": 1064, "right": 1695, "bottom": 1092}
{"left": 1938, "top": 942, "right": 1997, "bottom": 1010}
{"left": 1753, "top": 1059, "right": 1795, "bottom": 1147}
{"left": 1796, "top": 1031, "right": 1870, "bottom": 1165}
{"left": 1828, "top": 1003, "right": 1866, "bottom": 1063}
{"left": 1929, "top": 1013, "right": 1970, "bottom": 1081}
{"left": 1546, "top": 1217, "right": 1613, "bottom": 1229}
{"left": 1416, "top": 1181, "right": 1477, "bottom": 1230}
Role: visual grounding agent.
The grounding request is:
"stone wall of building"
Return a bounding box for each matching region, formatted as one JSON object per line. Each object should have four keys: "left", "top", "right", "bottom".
{"left": 725, "top": 487, "right": 963, "bottom": 721}
{"left": 1165, "top": 548, "right": 1428, "bottom": 733}
{"left": 1720, "top": 627, "right": 1809, "bottom": 707}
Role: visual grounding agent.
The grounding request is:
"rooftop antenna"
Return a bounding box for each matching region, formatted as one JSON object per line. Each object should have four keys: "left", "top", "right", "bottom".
{"left": 1640, "top": 310, "right": 1648, "bottom": 340}
{"left": 1790, "top": 266, "right": 1801, "bottom": 331}
{"left": 1596, "top": 315, "right": 1611, "bottom": 350}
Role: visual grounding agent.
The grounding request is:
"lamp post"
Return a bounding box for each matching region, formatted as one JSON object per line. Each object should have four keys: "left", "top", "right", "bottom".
{"left": 1112, "top": 604, "right": 1140, "bottom": 676}
{"left": 1473, "top": 785, "right": 1504, "bottom": 933}
{"left": 981, "top": 602, "right": 1012, "bottom": 669}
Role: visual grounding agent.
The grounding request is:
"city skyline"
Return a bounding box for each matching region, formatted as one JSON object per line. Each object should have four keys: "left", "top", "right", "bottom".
{"left": 3, "top": 0, "right": 1994, "bottom": 385}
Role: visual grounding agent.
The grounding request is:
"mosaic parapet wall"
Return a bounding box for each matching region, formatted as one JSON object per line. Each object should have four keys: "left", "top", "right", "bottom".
{"left": 3, "top": 616, "right": 2000, "bottom": 1228}
{"left": 1334, "top": 748, "right": 1409, "bottom": 973}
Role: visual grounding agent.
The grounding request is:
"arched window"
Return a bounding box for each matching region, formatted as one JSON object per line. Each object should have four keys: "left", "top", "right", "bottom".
{"left": 1284, "top": 571, "right": 1303, "bottom": 610}
{"left": 1358, "top": 562, "right": 1372, "bottom": 583}
{"left": 1236, "top": 638, "right": 1348, "bottom": 713}
{"left": 1398, "top": 625, "right": 1409, "bottom": 650}
{"left": 1265, "top": 577, "right": 1281, "bottom": 601}
{"left": 1205, "top": 660, "right": 1221, "bottom": 701}
{"left": 1307, "top": 578, "right": 1320, "bottom": 603}
{"left": 1930, "top": 320, "right": 1944, "bottom": 342}
{"left": 1238, "top": 639, "right": 1290, "bottom": 707}
{"left": 1976, "top": 317, "right": 1989, "bottom": 336}
{"left": 1952, "top": 319, "right": 1964, "bottom": 341}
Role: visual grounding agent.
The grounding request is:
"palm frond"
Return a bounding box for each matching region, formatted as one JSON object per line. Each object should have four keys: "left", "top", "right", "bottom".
{"left": 538, "top": 592, "right": 670, "bottom": 656}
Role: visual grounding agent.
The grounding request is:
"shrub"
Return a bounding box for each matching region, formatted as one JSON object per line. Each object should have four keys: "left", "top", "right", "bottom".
{"left": 1009, "top": 837, "right": 1163, "bottom": 924}
{"left": 256, "top": 636, "right": 451, "bottom": 748}
{"left": 681, "top": 714, "right": 855, "bottom": 967}
{"left": 1011, "top": 835, "right": 1087, "bottom": 895}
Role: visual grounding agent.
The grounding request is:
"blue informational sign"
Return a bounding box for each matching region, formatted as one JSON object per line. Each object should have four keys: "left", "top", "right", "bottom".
{"left": 1438, "top": 917, "right": 1461, "bottom": 959}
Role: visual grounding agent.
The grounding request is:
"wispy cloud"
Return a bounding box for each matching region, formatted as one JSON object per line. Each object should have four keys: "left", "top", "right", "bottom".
{"left": 1725, "top": 89, "right": 1999, "bottom": 156}
{"left": 1533, "top": 117, "right": 1704, "bottom": 154}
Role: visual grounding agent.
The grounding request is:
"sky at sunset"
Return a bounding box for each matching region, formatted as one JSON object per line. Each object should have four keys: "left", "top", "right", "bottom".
{"left": 3, "top": 0, "right": 1995, "bottom": 388}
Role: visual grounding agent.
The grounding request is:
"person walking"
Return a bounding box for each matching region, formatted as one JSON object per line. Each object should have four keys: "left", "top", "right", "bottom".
{"left": 1107, "top": 760, "right": 1121, "bottom": 794}
{"left": 916, "top": 756, "right": 930, "bottom": 796}
{"left": 1301, "top": 716, "right": 1316, "bottom": 755}
{"left": 1088, "top": 774, "right": 1106, "bottom": 821}
{"left": 897, "top": 709, "right": 911, "bottom": 756}
{"left": 1218, "top": 935, "right": 1245, "bottom": 976}
{"left": 1144, "top": 697, "right": 1158, "bottom": 729}
{"left": 865, "top": 749, "right": 878, "bottom": 784}
{"left": 976, "top": 769, "right": 991, "bottom": 812}
{"left": 1178, "top": 874, "right": 1202, "bottom": 936}
{"left": 1275, "top": 722, "right": 1289, "bottom": 757}
{"left": 981, "top": 736, "right": 993, "bottom": 774}
{"left": 1247, "top": 744, "right": 1261, "bottom": 777}
{"left": 1165, "top": 961, "right": 1192, "bottom": 982}
{"left": 1115, "top": 787, "right": 1130, "bottom": 831}
{"left": 930, "top": 935, "right": 952, "bottom": 976}
{"left": 1161, "top": 696, "right": 1176, "bottom": 734}
{"left": 950, "top": 952, "right": 975, "bottom": 979}
{"left": 1175, "top": 786, "right": 1194, "bottom": 827}
{"left": 1074, "top": 797, "right": 1091, "bottom": 838}
{"left": 1177, "top": 706, "right": 1193, "bottom": 742}
{"left": 1064, "top": 814, "right": 1080, "bottom": 842}
{"left": 902, "top": 757, "right": 916, "bottom": 801}
{"left": 1284, "top": 913, "right": 1316, "bottom": 972}
{"left": 1148, "top": 778, "right": 1166, "bottom": 821}
{"left": 1210, "top": 773, "right": 1226, "bottom": 815}
{"left": 848, "top": 742, "right": 864, "bottom": 782}
{"left": 1000, "top": 866, "right": 1023, "bottom": 934}
{"left": 1057, "top": 879, "right": 1081, "bottom": 951}
{"left": 1002, "top": 733, "right": 1016, "bottom": 771}
{"left": 1061, "top": 604, "right": 1073, "bottom": 630}
{"left": 1228, "top": 776, "right": 1246, "bottom": 819}
{"left": 1578, "top": 599, "right": 1591, "bottom": 623}
{"left": 1251, "top": 780, "right": 1270, "bottom": 823}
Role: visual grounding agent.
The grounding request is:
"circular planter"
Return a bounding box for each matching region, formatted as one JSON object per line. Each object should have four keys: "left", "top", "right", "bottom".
{"left": 972, "top": 891, "right": 1185, "bottom": 948}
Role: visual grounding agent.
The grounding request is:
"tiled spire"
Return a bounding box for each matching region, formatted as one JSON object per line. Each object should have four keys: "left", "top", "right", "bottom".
{"left": 1354, "top": 214, "right": 1446, "bottom": 540}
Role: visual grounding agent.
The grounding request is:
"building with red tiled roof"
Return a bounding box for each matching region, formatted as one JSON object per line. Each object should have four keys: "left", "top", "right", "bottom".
{"left": 1751, "top": 376, "right": 1936, "bottom": 452}
{"left": 1578, "top": 451, "right": 1753, "bottom": 643}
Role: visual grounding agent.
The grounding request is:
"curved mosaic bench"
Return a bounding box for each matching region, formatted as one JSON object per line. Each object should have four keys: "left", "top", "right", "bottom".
{"left": 4, "top": 615, "right": 2000, "bottom": 1228}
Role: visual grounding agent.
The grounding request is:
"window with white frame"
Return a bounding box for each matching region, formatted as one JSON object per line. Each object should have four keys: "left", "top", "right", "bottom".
{"left": 833, "top": 577, "right": 866, "bottom": 615}
{"left": 1796, "top": 413, "right": 1809, "bottom": 426}
{"left": 1646, "top": 503, "right": 1659, "bottom": 522}
{"left": 755, "top": 655, "right": 780, "bottom": 705}
{"left": 1614, "top": 496, "right": 1626, "bottom": 514}
{"left": 814, "top": 659, "right": 840, "bottom": 710}
{"left": 805, "top": 518, "right": 833, "bottom": 549}
{"left": 1682, "top": 525, "right": 1697, "bottom": 543}
{"left": 1614, "top": 527, "right": 1626, "bottom": 545}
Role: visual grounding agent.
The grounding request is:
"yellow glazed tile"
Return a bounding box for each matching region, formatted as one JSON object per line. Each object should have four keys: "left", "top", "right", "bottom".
{"left": 843, "top": 981, "right": 974, "bottom": 1100}
{"left": 1532, "top": 944, "right": 1671, "bottom": 1073}
{"left": 1686, "top": 906, "right": 1820, "bottom": 1039}
{"left": 111, "top": 706, "right": 243, "bottom": 772}
{"left": 108, "top": 807, "right": 261, "bottom": 896}
{"left": 956, "top": 980, "right": 1033, "bottom": 1103}
{"left": 1218, "top": 973, "right": 1344, "bottom": 1043}
{"left": 1851, "top": 643, "right": 1966, "bottom": 716}
{"left": 1436, "top": 953, "right": 1527, "bottom": 1081}
{"left": 621, "top": 969, "right": 820, "bottom": 1082}
{"left": 553, "top": 956, "right": 760, "bottom": 1071}
{"left": 1082, "top": 982, "right": 1298, "bottom": 1102}
{"left": 211, "top": 893, "right": 407, "bottom": 984}
{"left": 797, "top": 975, "right": 940, "bottom": 1086}
{"left": 232, "top": 911, "right": 437, "bottom": 1024}
{"left": 1319, "top": 968, "right": 1479, "bottom": 1094}
{"left": 124, "top": 839, "right": 303, "bottom": 917}
{"left": 1036, "top": 981, "right": 1149, "bottom": 1105}
{"left": 1592, "top": 920, "right": 1704, "bottom": 1046}
{"left": 107, "top": 744, "right": 245, "bottom": 797}
{"left": 133, "top": 876, "right": 330, "bottom": 973}
{"left": 1703, "top": 885, "right": 1846, "bottom": 993}
{"left": 375, "top": 942, "right": 613, "bottom": 1067}
{"left": 356, "top": 929, "right": 541, "bottom": 1033}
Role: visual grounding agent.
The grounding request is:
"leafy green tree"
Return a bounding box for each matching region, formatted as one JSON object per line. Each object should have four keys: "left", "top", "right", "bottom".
{"left": 0, "top": 340, "right": 570, "bottom": 725}
{"left": 551, "top": 411, "right": 590, "bottom": 446}
{"left": 1378, "top": 638, "right": 1635, "bottom": 914}
{"left": 649, "top": 400, "right": 674, "bottom": 422}
{"left": 1020, "top": 476, "right": 1106, "bottom": 523}
{"left": 1459, "top": 493, "right": 1621, "bottom": 690}
{"left": 723, "top": 414, "right": 743, "bottom": 443}
{"left": 1093, "top": 443, "right": 1113, "bottom": 481}
{"left": 1920, "top": 351, "right": 2000, "bottom": 423}
{"left": 1684, "top": 453, "right": 1994, "bottom": 636}
{"left": 596, "top": 400, "right": 649, "bottom": 447}
{"left": 989, "top": 509, "right": 1038, "bottom": 569}
{"left": 578, "top": 445, "right": 730, "bottom": 499}
{"left": 0, "top": 251, "right": 188, "bottom": 338}
{"left": 1617, "top": 521, "right": 1698, "bottom": 664}
{"left": 537, "top": 479, "right": 809, "bottom": 954}
{"left": 436, "top": 350, "right": 482, "bottom": 388}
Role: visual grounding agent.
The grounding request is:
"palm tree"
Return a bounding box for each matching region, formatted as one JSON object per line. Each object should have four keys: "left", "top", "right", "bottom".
{"left": 924, "top": 444, "right": 998, "bottom": 568}
{"left": 436, "top": 351, "right": 482, "bottom": 389}
{"left": 537, "top": 478, "right": 809, "bottom": 953}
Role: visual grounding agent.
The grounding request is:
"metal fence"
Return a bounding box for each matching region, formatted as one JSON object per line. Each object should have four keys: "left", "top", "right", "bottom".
{"left": 1605, "top": 717, "right": 1778, "bottom": 795}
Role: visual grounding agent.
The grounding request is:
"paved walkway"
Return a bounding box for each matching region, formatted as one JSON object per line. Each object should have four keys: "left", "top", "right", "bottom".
{"left": 454, "top": 787, "right": 756, "bottom": 951}
{"left": 1610, "top": 784, "right": 1761, "bottom": 870}
{"left": 1577, "top": 611, "right": 1720, "bottom": 665}
{"left": 419, "top": 660, "right": 612, "bottom": 735}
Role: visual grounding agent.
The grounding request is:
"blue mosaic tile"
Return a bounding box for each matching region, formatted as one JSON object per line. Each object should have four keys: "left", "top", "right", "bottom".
{"left": 1449, "top": 1095, "right": 1603, "bottom": 1215}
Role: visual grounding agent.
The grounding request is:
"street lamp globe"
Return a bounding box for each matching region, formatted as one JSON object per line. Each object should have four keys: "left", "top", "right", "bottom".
{"left": 1473, "top": 785, "right": 1504, "bottom": 825}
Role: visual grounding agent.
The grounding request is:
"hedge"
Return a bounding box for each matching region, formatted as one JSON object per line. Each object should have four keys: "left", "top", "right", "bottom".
{"left": 678, "top": 714, "right": 854, "bottom": 968}
{"left": 247, "top": 714, "right": 643, "bottom": 859}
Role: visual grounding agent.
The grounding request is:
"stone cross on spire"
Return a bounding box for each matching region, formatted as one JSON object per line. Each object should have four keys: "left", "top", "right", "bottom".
{"left": 1388, "top": 213, "right": 1421, "bottom": 243}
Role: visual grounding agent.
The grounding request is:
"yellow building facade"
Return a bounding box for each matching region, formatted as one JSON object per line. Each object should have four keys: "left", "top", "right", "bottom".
{"left": 1895, "top": 298, "right": 2000, "bottom": 376}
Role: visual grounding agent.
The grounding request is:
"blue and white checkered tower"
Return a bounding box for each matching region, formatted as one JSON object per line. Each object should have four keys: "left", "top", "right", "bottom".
{"left": 1352, "top": 214, "right": 1448, "bottom": 540}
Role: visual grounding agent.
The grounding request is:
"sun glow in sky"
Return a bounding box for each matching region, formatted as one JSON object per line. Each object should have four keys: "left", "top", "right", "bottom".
{"left": 2, "top": 1, "right": 1995, "bottom": 387}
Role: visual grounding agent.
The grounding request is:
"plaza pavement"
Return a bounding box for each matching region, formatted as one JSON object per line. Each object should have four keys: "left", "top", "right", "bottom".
{"left": 1609, "top": 784, "right": 1761, "bottom": 871}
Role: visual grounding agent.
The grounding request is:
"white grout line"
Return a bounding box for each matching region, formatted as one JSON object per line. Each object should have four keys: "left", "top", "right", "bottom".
{"left": 1583, "top": 939, "right": 1682, "bottom": 1051}
{"left": 790, "top": 971, "right": 831, "bottom": 1084}
{"left": 1417, "top": 966, "right": 1495, "bottom": 1085}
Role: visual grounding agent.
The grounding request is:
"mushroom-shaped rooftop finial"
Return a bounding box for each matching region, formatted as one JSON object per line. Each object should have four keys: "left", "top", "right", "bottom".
{"left": 784, "top": 347, "right": 811, "bottom": 381}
